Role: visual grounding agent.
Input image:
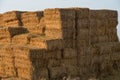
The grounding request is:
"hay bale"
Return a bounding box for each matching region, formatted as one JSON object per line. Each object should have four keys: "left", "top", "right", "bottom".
{"left": 12, "top": 34, "right": 29, "bottom": 45}
{"left": 77, "top": 19, "right": 90, "bottom": 29}
{"left": 30, "top": 36, "right": 64, "bottom": 50}
{"left": 21, "top": 12, "right": 39, "bottom": 28}
{"left": 44, "top": 8, "right": 75, "bottom": 29}
{"left": 61, "top": 58, "right": 77, "bottom": 67}
{"left": 48, "top": 59, "right": 61, "bottom": 68}
{"left": 45, "top": 29, "right": 75, "bottom": 39}
{"left": 3, "top": 11, "right": 20, "bottom": 22}
{"left": 77, "top": 29, "right": 90, "bottom": 40}
{"left": 49, "top": 67, "right": 66, "bottom": 79}
{"left": 43, "top": 50, "right": 62, "bottom": 59}
{"left": 63, "top": 39, "right": 76, "bottom": 48}
{"left": 74, "top": 8, "right": 89, "bottom": 19}
{"left": 4, "top": 20, "right": 21, "bottom": 27}
{"left": 90, "top": 10, "right": 118, "bottom": 19}
{"left": 63, "top": 48, "right": 77, "bottom": 59}
{"left": 0, "top": 45, "right": 16, "bottom": 77}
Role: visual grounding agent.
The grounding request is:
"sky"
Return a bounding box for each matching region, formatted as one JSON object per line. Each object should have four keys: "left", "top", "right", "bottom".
{"left": 0, "top": 0, "right": 120, "bottom": 39}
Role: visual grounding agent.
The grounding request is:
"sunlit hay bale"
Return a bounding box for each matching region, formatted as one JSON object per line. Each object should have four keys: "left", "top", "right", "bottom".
{"left": 29, "top": 36, "right": 64, "bottom": 50}
{"left": 12, "top": 34, "right": 29, "bottom": 45}
{"left": 3, "top": 11, "right": 21, "bottom": 22}
{"left": 44, "top": 8, "right": 75, "bottom": 30}
{"left": 0, "top": 45, "right": 16, "bottom": 77}
{"left": 4, "top": 20, "right": 21, "bottom": 27}
{"left": 13, "top": 45, "right": 49, "bottom": 80}
{"left": 45, "top": 29, "right": 75, "bottom": 39}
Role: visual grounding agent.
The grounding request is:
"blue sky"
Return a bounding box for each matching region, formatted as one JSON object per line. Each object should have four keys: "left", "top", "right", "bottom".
{"left": 0, "top": 0, "right": 120, "bottom": 39}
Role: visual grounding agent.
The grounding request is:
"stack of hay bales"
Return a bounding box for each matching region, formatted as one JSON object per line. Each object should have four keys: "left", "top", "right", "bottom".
{"left": 13, "top": 45, "right": 49, "bottom": 80}
{"left": 0, "top": 45, "right": 16, "bottom": 78}
{"left": 44, "top": 8, "right": 76, "bottom": 48}
{"left": 90, "top": 10, "right": 118, "bottom": 44}
{"left": 2, "top": 11, "right": 21, "bottom": 27}
{"left": 74, "top": 8, "right": 91, "bottom": 76}
{"left": 90, "top": 42, "right": 120, "bottom": 77}
{"left": 21, "top": 11, "right": 44, "bottom": 34}
{"left": 44, "top": 8, "right": 79, "bottom": 79}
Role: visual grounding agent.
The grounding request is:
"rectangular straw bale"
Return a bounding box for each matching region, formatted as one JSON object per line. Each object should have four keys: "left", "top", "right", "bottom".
{"left": 63, "top": 39, "right": 76, "bottom": 48}
{"left": 45, "top": 29, "right": 75, "bottom": 39}
{"left": 75, "top": 8, "right": 89, "bottom": 19}
{"left": 4, "top": 20, "right": 21, "bottom": 27}
{"left": 48, "top": 59, "right": 61, "bottom": 68}
{"left": 63, "top": 48, "right": 77, "bottom": 59}
{"left": 44, "top": 50, "right": 62, "bottom": 59}
{"left": 4, "top": 65, "right": 16, "bottom": 77}
{"left": 110, "top": 43, "right": 120, "bottom": 52}
{"left": 17, "top": 67, "right": 48, "bottom": 80}
{"left": 28, "top": 27, "right": 43, "bottom": 34}
{"left": 14, "top": 58, "right": 32, "bottom": 68}
{"left": 45, "top": 19, "right": 75, "bottom": 29}
{"left": 77, "top": 19, "right": 90, "bottom": 29}
{"left": 44, "top": 8, "right": 61, "bottom": 16}
{"left": 13, "top": 45, "right": 45, "bottom": 59}
{"left": 21, "top": 17, "right": 39, "bottom": 24}
{"left": 0, "top": 37, "right": 11, "bottom": 44}
{"left": 17, "top": 68, "right": 33, "bottom": 80}
{"left": 45, "top": 8, "right": 75, "bottom": 29}
{"left": 90, "top": 19, "right": 107, "bottom": 28}
{"left": 98, "top": 35, "right": 109, "bottom": 43}
{"left": 12, "top": 34, "right": 29, "bottom": 44}
{"left": 77, "top": 29, "right": 90, "bottom": 40}
{"left": 15, "top": 58, "right": 47, "bottom": 68}
{"left": 90, "top": 27, "right": 106, "bottom": 36}
{"left": 3, "top": 11, "right": 20, "bottom": 22}
{"left": 30, "top": 36, "right": 63, "bottom": 50}
{"left": 33, "top": 68, "right": 49, "bottom": 80}
{"left": 61, "top": 58, "right": 78, "bottom": 67}
{"left": 65, "top": 66, "right": 79, "bottom": 76}
{"left": 76, "top": 39, "right": 90, "bottom": 47}
{"left": 110, "top": 52, "right": 120, "bottom": 60}
{"left": 21, "top": 12, "right": 38, "bottom": 18}
{"left": 106, "top": 18, "right": 118, "bottom": 27}
{"left": 90, "top": 10, "right": 118, "bottom": 19}
{"left": 49, "top": 67, "right": 66, "bottom": 79}
{"left": 0, "top": 45, "right": 16, "bottom": 77}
